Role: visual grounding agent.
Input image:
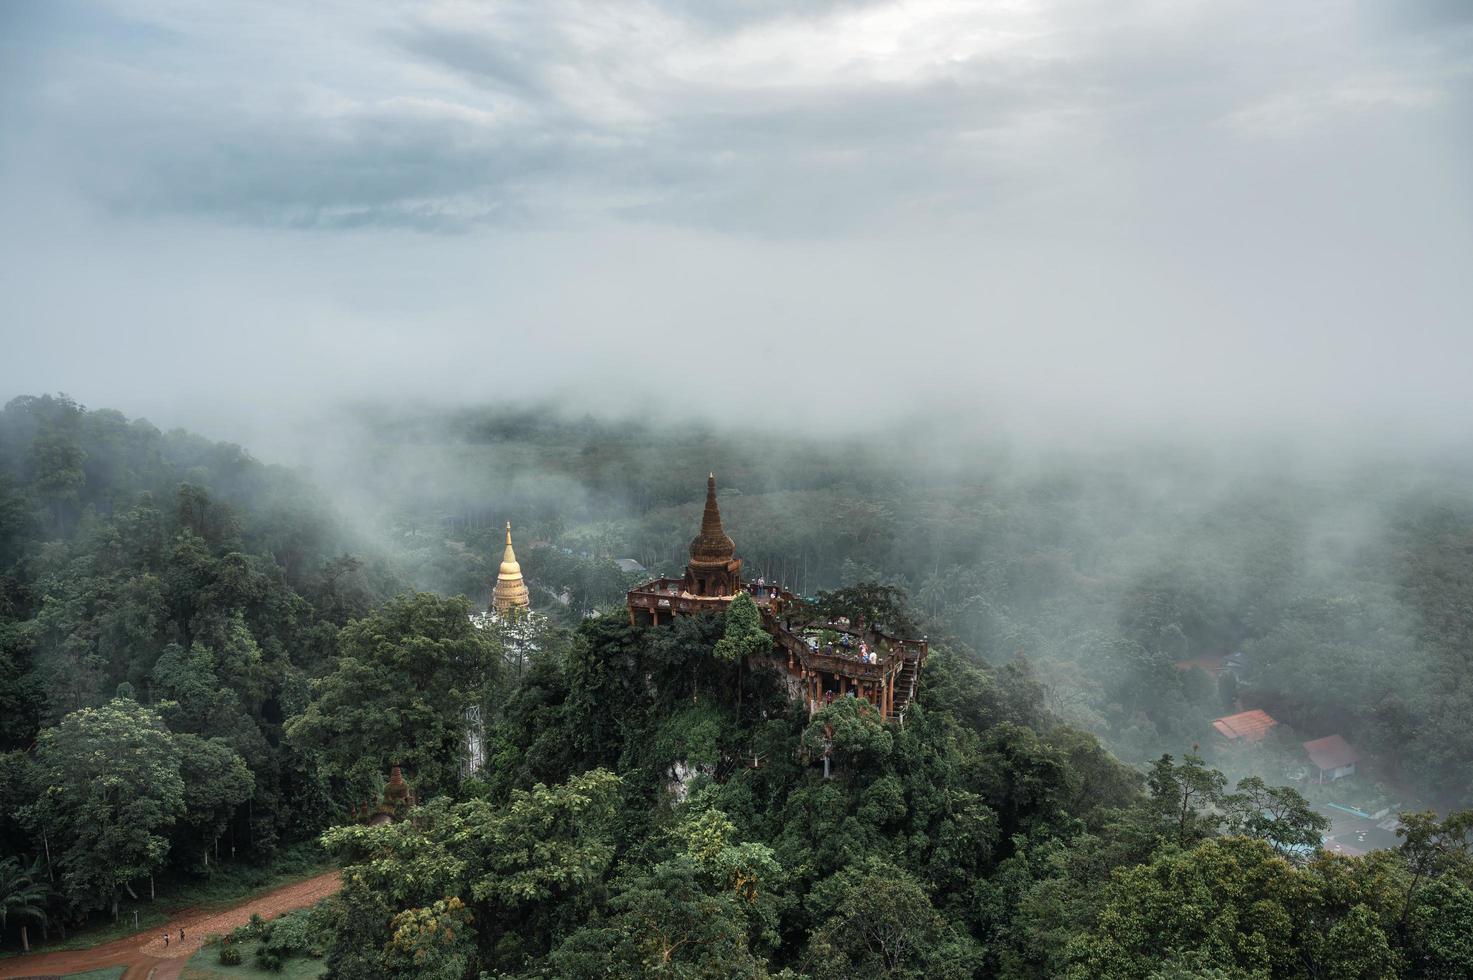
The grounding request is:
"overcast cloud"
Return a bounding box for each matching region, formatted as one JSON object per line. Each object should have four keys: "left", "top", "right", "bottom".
{"left": 1, "top": 0, "right": 1470, "bottom": 448}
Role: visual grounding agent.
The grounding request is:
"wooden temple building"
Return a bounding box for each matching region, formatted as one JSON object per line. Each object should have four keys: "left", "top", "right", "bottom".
{"left": 627, "top": 475, "right": 928, "bottom": 722}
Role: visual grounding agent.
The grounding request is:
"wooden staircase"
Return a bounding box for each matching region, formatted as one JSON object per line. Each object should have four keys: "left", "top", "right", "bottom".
{"left": 890, "top": 658, "right": 921, "bottom": 720}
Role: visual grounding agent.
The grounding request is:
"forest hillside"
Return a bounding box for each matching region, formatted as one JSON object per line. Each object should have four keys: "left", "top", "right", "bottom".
{"left": 2, "top": 393, "right": 1472, "bottom": 978}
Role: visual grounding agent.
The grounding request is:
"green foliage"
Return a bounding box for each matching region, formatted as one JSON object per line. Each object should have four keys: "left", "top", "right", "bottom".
{"left": 1395, "top": 809, "right": 1473, "bottom": 926}
{"left": 219, "top": 940, "right": 243, "bottom": 965}
{"left": 321, "top": 769, "right": 621, "bottom": 974}
{"left": 801, "top": 696, "right": 893, "bottom": 774}
{"left": 383, "top": 896, "right": 474, "bottom": 980}
{"left": 713, "top": 592, "right": 772, "bottom": 663}
{"left": 177, "top": 732, "right": 256, "bottom": 861}
{"left": 1221, "top": 776, "right": 1328, "bottom": 861}
{"left": 545, "top": 857, "right": 770, "bottom": 979}
{"left": 804, "top": 860, "right": 981, "bottom": 979}
{"left": 1146, "top": 752, "right": 1228, "bottom": 847}
{"left": 1407, "top": 877, "right": 1473, "bottom": 978}
{"left": 812, "top": 582, "right": 918, "bottom": 636}
{"left": 0, "top": 394, "right": 409, "bottom": 940}
{"left": 23, "top": 698, "right": 185, "bottom": 919}
{"left": 286, "top": 591, "right": 498, "bottom": 797}
{"left": 0, "top": 854, "right": 48, "bottom": 930}
{"left": 9, "top": 396, "right": 1473, "bottom": 977}
{"left": 1065, "top": 837, "right": 1313, "bottom": 979}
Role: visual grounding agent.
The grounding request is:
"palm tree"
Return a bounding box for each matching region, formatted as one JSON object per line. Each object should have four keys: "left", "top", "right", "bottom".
{"left": 0, "top": 856, "right": 48, "bottom": 949}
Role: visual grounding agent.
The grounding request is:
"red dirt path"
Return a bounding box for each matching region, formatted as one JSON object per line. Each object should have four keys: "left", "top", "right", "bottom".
{"left": 0, "top": 871, "right": 341, "bottom": 980}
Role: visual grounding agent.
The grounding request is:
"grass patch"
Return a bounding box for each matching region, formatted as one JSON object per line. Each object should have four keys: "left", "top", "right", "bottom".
{"left": 0, "top": 842, "right": 333, "bottom": 959}
{"left": 183, "top": 942, "right": 327, "bottom": 980}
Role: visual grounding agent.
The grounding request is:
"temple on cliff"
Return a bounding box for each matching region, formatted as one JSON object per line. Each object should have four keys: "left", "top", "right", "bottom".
{"left": 627, "top": 475, "right": 928, "bottom": 722}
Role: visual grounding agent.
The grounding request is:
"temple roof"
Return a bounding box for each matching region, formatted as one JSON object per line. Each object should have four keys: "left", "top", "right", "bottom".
{"left": 689, "top": 473, "right": 735, "bottom": 563}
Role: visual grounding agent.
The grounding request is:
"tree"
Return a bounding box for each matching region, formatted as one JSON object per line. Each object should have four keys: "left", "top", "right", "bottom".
{"left": 975, "top": 722, "right": 1070, "bottom": 843}
{"left": 321, "top": 769, "right": 622, "bottom": 973}
{"left": 673, "top": 805, "right": 786, "bottom": 956}
{"left": 804, "top": 860, "right": 981, "bottom": 979}
{"left": 0, "top": 619, "right": 43, "bottom": 751}
{"left": 382, "top": 895, "right": 476, "bottom": 980}
{"left": 286, "top": 592, "right": 498, "bottom": 796}
{"left": 1320, "top": 903, "right": 1398, "bottom": 980}
{"left": 23, "top": 698, "right": 184, "bottom": 920}
{"left": 0, "top": 855, "right": 48, "bottom": 934}
{"left": 713, "top": 593, "right": 771, "bottom": 664}
{"left": 26, "top": 425, "right": 86, "bottom": 533}
{"left": 1146, "top": 752, "right": 1227, "bottom": 847}
{"left": 812, "top": 582, "right": 918, "bottom": 636}
{"left": 1065, "top": 837, "right": 1314, "bottom": 979}
{"left": 713, "top": 593, "right": 771, "bottom": 710}
{"left": 1044, "top": 727, "right": 1144, "bottom": 828}
{"left": 151, "top": 642, "right": 248, "bottom": 739}
{"left": 1221, "top": 776, "right": 1327, "bottom": 861}
{"left": 546, "top": 858, "right": 769, "bottom": 979}
{"left": 175, "top": 733, "right": 254, "bottom": 867}
{"left": 801, "top": 696, "right": 893, "bottom": 777}
{"left": 1407, "top": 877, "right": 1473, "bottom": 979}
{"left": 1396, "top": 809, "right": 1473, "bottom": 926}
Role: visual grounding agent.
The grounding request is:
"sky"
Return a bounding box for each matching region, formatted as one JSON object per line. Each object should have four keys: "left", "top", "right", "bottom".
{"left": 1, "top": 0, "right": 1470, "bottom": 450}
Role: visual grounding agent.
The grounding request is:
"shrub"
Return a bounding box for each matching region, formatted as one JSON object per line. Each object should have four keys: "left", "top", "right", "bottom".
{"left": 255, "top": 946, "right": 284, "bottom": 973}
{"left": 264, "top": 908, "right": 316, "bottom": 955}
{"left": 218, "top": 941, "right": 242, "bottom": 966}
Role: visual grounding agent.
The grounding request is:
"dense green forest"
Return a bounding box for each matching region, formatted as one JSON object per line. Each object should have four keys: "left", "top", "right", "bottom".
{"left": 3, "top": 393, "right": 1473, "bottom": 978}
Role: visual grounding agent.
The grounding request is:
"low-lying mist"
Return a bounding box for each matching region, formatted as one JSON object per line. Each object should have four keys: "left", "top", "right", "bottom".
{"left": 160, "top": 394, "right": 1470, "bottom": 812}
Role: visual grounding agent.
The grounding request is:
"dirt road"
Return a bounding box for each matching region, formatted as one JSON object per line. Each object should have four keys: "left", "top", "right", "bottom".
{"left": 0, "top": 871, "right": 342, "bottom": 980}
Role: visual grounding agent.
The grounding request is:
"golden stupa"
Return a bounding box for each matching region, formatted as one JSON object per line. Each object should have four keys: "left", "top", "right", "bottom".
{"left": 492, "top": 522, "right": 530, "bottom": 614}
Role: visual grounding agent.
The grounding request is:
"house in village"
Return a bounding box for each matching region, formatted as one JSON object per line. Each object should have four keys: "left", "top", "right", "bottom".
{"left": 1212, "top": 708, "right": 1278, "bottom": 746}
{"left": 1303, "top": 734, "right": 1360, "bottom": 783}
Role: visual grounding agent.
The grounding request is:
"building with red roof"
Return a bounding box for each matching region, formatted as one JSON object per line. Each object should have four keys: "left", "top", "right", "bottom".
{"left": 1212, "top": 709, "right": 1278, "bottom": 744}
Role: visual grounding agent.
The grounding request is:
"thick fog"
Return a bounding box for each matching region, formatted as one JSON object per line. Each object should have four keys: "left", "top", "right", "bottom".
{"left": 2, "top": 0, "right": 1471, "bottom": 452}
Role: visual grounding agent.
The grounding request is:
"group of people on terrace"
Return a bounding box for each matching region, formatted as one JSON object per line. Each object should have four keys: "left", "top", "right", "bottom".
{"left": 805, "top": 627, "right": 884, "bottom": 665}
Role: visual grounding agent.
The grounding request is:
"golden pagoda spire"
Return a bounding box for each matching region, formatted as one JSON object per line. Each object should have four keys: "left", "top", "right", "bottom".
{"left": 492, "top": 521, "right": 530, "bottom": 614}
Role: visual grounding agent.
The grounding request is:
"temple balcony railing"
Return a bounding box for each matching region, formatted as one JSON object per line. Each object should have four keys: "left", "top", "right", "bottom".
{"left": 762, "top": 610, "right": 926, "bottom": 681}
{"left": 627, "top": 577, "right": 928, "bottom": 680}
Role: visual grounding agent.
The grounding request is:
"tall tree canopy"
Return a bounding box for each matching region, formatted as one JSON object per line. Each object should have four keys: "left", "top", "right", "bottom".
{"left": 23, "top": 698, "right": 185, "bottom": 919}
{"left": 287, "top": 591, "right": 500, "bottom": 796}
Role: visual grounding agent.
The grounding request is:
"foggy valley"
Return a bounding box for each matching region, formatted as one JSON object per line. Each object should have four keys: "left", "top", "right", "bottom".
{"left": 2, "top": 1, "right": 1471, "bottom": 977}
